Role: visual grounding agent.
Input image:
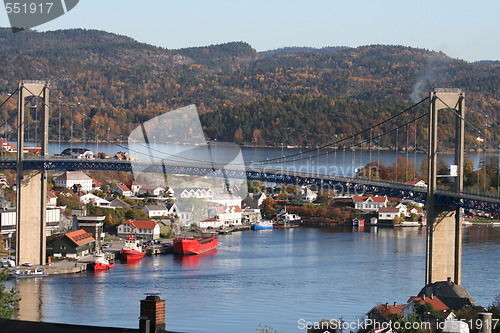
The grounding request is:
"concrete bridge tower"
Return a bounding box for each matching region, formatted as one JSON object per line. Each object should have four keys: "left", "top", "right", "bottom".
{"left": 426, "top": 89, "right": 465, "bottom": 285}
{"left": 15, "top": 81, "right": 49, "bottom": 266}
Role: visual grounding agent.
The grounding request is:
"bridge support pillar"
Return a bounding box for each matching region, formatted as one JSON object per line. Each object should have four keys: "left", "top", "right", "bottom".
{"left": 15, "top": 81, "right": 49, "bottom": 266}
{"left": 426, "top": 89, "right": 464, "bottom": 285}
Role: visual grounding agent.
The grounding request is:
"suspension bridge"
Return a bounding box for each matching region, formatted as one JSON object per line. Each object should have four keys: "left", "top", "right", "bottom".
{"left": 1, "top": 81, "right": 500, "bottom": 286}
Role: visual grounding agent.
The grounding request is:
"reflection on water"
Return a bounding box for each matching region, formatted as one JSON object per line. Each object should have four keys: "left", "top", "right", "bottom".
{"left": 16, "top": 278, "right": 44, "bottom": 321}
{"left": 5, "top": 226, "right": 500, "bottom": 333}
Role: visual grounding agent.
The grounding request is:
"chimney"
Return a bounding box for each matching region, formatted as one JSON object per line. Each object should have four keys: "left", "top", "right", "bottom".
{"left": 385, "top": 302, "right": 389, "bottom": 309}
{"left": 140, "top": 295, "right": 166, "bottom": 333}
{"left": 447, "top": 277, "right": 453, "bottom": 284}
{"left": 394, "top": 302, "right": 397, "bottom": 307}
{"left": 422, "top": 295, "right": 426, "bottom": 300}
{"left": 430, "top": 294, "right": 434, "bottom": 300}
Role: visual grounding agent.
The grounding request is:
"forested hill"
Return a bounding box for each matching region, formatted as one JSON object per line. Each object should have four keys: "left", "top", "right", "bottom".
{"left": 0, "top": 28, "right": 498, "bottom": 148}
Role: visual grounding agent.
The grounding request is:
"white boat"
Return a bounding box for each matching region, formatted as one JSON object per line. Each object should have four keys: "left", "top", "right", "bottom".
{"left": 8, "top": 268, "right": 47, "bottom": 279}
{"left": 252, "top": 220, "right": 274, "bottom": 230}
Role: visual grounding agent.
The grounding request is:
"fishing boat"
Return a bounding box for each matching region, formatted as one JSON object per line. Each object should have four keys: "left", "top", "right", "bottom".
{"left": 90, "top": 252, "right": 115, "bottom": 271}
{"left": 8, "top": 268, "right": 47, "bottom": 279}
{"left": 273, "top": 209, "right": 302, "bottom": 228}
{"left": 173, "top": 235, "right": 218, "bottom": 255}
{"left": 251, "top": 220, "right": 274, "bottom": 230}
{"left": 120, "top": 235, "right": 146, "bottom": 261}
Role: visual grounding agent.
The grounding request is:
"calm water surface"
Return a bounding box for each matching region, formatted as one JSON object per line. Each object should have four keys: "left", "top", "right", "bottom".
{"left": 6, "top": 226, "right": 500, "bottom": 333}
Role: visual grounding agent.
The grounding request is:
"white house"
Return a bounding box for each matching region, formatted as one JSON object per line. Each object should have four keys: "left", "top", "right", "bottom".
{"left": 142, "top": 205, "right": 170, "bottom": 218}
{"left": 210, "top": 193, "right": 242, "bottom": 207}
{"left": 138, "top": 186, "right": 165, "bottom": 197}
{"left": 402, "top": 295, "right": 453, "bottom": 321}
{"left": 55, "top": 171, "right": 93, "bottom": 192}
{"left": 199, "top": 218, "right": 224, "bottom": 229}
{"left": 79, "top": 193, "right": 111, "bottom": 208}
{"left": 302, "top": 187, "right": 318, "bottom": 202}
{"left": 125, "top": 181, "right": 142, "bottom": 195}
{"left": 353, "top": 196, "right": 388, "bottom": 212}
{"left": 176, "top": 188, "right": 215, "bottom": 200}
{"left": 405, "top": 180, "right": 427, "bottom": 188}
{"left": 117, "top": 219, "right": 160, "bottom": 240}
{"left": 208, "top": 205, "right": 243, "bottom": 226}
{"left": 113, "top": 184, "right": 133, "bottom": 197}
{"left": 378, "top": 206, "right": 406, "bottom": 221}
{"left": 47, "top": 190, "right": 58, "bottom": 207}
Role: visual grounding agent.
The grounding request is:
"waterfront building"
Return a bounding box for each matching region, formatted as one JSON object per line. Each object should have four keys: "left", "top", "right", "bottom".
{"left": 117, "top": 220, "right": 160, "bottom": 240}
{"left": 207, "top": 205, "right": 243, "bottom": 226}
{"left": 52, "top": 229, "right": 95, "bottom": 259}
{"left": 73, "top": 215, "right": 106, "bottom": 249}
{"left": 353, "top": 196, "right": 388, "bottom": 212}
{"left": 378, "top": 207, "right": 404, "bottom": 221}
{"left": 54, "top": 171, "right": 93, "bottom": 192}
{"left": 60, "top": 147, "right": 95, "bottom": 159}
{"left": 242, "top": 208, "right": 262, "bottom": 224}
{"left": 0, "top": 138, "right": 16, "bottom": 152}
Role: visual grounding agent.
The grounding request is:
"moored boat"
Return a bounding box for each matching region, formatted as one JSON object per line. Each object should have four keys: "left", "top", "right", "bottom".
{"left": 120, "top": 235, "right": 146, "bottom": 261}
{"left": 91, "top": 252, "right": 115, "bottom": 271}
{"left": 274, "top": 209, "right": 302, "bottom": 228}
{"left": 173, "top": 235, "right": 218, "bottom": 255}
{"left": 251, "top": 220, "right": 274, "bottom": 230}
{"left": 8, "top": 268, "right": 47, "bottom": 279}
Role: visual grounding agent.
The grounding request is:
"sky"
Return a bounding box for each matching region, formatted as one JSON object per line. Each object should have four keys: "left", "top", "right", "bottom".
{"left": 0, "top": 0, "right": 499, "bottom": 62}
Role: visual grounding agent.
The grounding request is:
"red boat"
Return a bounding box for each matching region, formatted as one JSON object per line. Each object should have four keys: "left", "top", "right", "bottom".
{"left": 173, "top": 236, "right": 218, "bottom": 255}
{"left": 90, "top": 252, "right": 115, "bottom": 271}
{"left": 120, "top": 236, "right": 146, "bottom": 261}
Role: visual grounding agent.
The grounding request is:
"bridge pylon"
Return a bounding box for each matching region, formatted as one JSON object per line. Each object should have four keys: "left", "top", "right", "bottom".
{"left": 15, "top": 81, "right": 49, "bottom": 266}
{"left": 426, "top": 89, "right": 465, "bottom": 285}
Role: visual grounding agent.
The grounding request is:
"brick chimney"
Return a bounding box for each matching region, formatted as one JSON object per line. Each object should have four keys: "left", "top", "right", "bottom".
{"left": 140, "top": 295, "right": 166, "bottom": 333}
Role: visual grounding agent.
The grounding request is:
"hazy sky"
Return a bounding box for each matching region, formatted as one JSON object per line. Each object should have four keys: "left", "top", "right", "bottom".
{"left": 1, "top": 0, "right": 499, "bottom": 62}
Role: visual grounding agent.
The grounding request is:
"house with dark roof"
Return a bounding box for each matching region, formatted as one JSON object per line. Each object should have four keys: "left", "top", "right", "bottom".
{"left": 242, "top": 192, "right": 267, "bottom": 209}
{"left": 107, "top": 197, "right": 131, "bottom": 209}
{"left": 117, "top": 220, "right": 160, "bottom": 240}
{"left": 52, "top": 229, "right": 95, "bottom": 259}
{"left": 417, "top": 278, "right": 476, "bottom": 311}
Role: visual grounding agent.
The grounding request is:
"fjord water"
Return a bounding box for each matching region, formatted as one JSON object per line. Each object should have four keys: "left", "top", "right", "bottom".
{"left": 8, "top": 226, "right": 500, "bottom": 333}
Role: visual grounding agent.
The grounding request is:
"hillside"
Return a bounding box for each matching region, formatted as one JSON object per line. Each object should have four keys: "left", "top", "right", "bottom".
{"left": 0, "top": 28, "right": 498, "bottom": 148}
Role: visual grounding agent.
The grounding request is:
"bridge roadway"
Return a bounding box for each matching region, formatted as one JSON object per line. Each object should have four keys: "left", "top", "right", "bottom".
{"left": 2, "top": 157, "right": 499, "bottom": 213}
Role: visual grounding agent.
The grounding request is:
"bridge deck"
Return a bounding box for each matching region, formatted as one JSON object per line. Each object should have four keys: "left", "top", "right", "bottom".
{"left": 2, "top": 157, "right": 499, "bottom": 213}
